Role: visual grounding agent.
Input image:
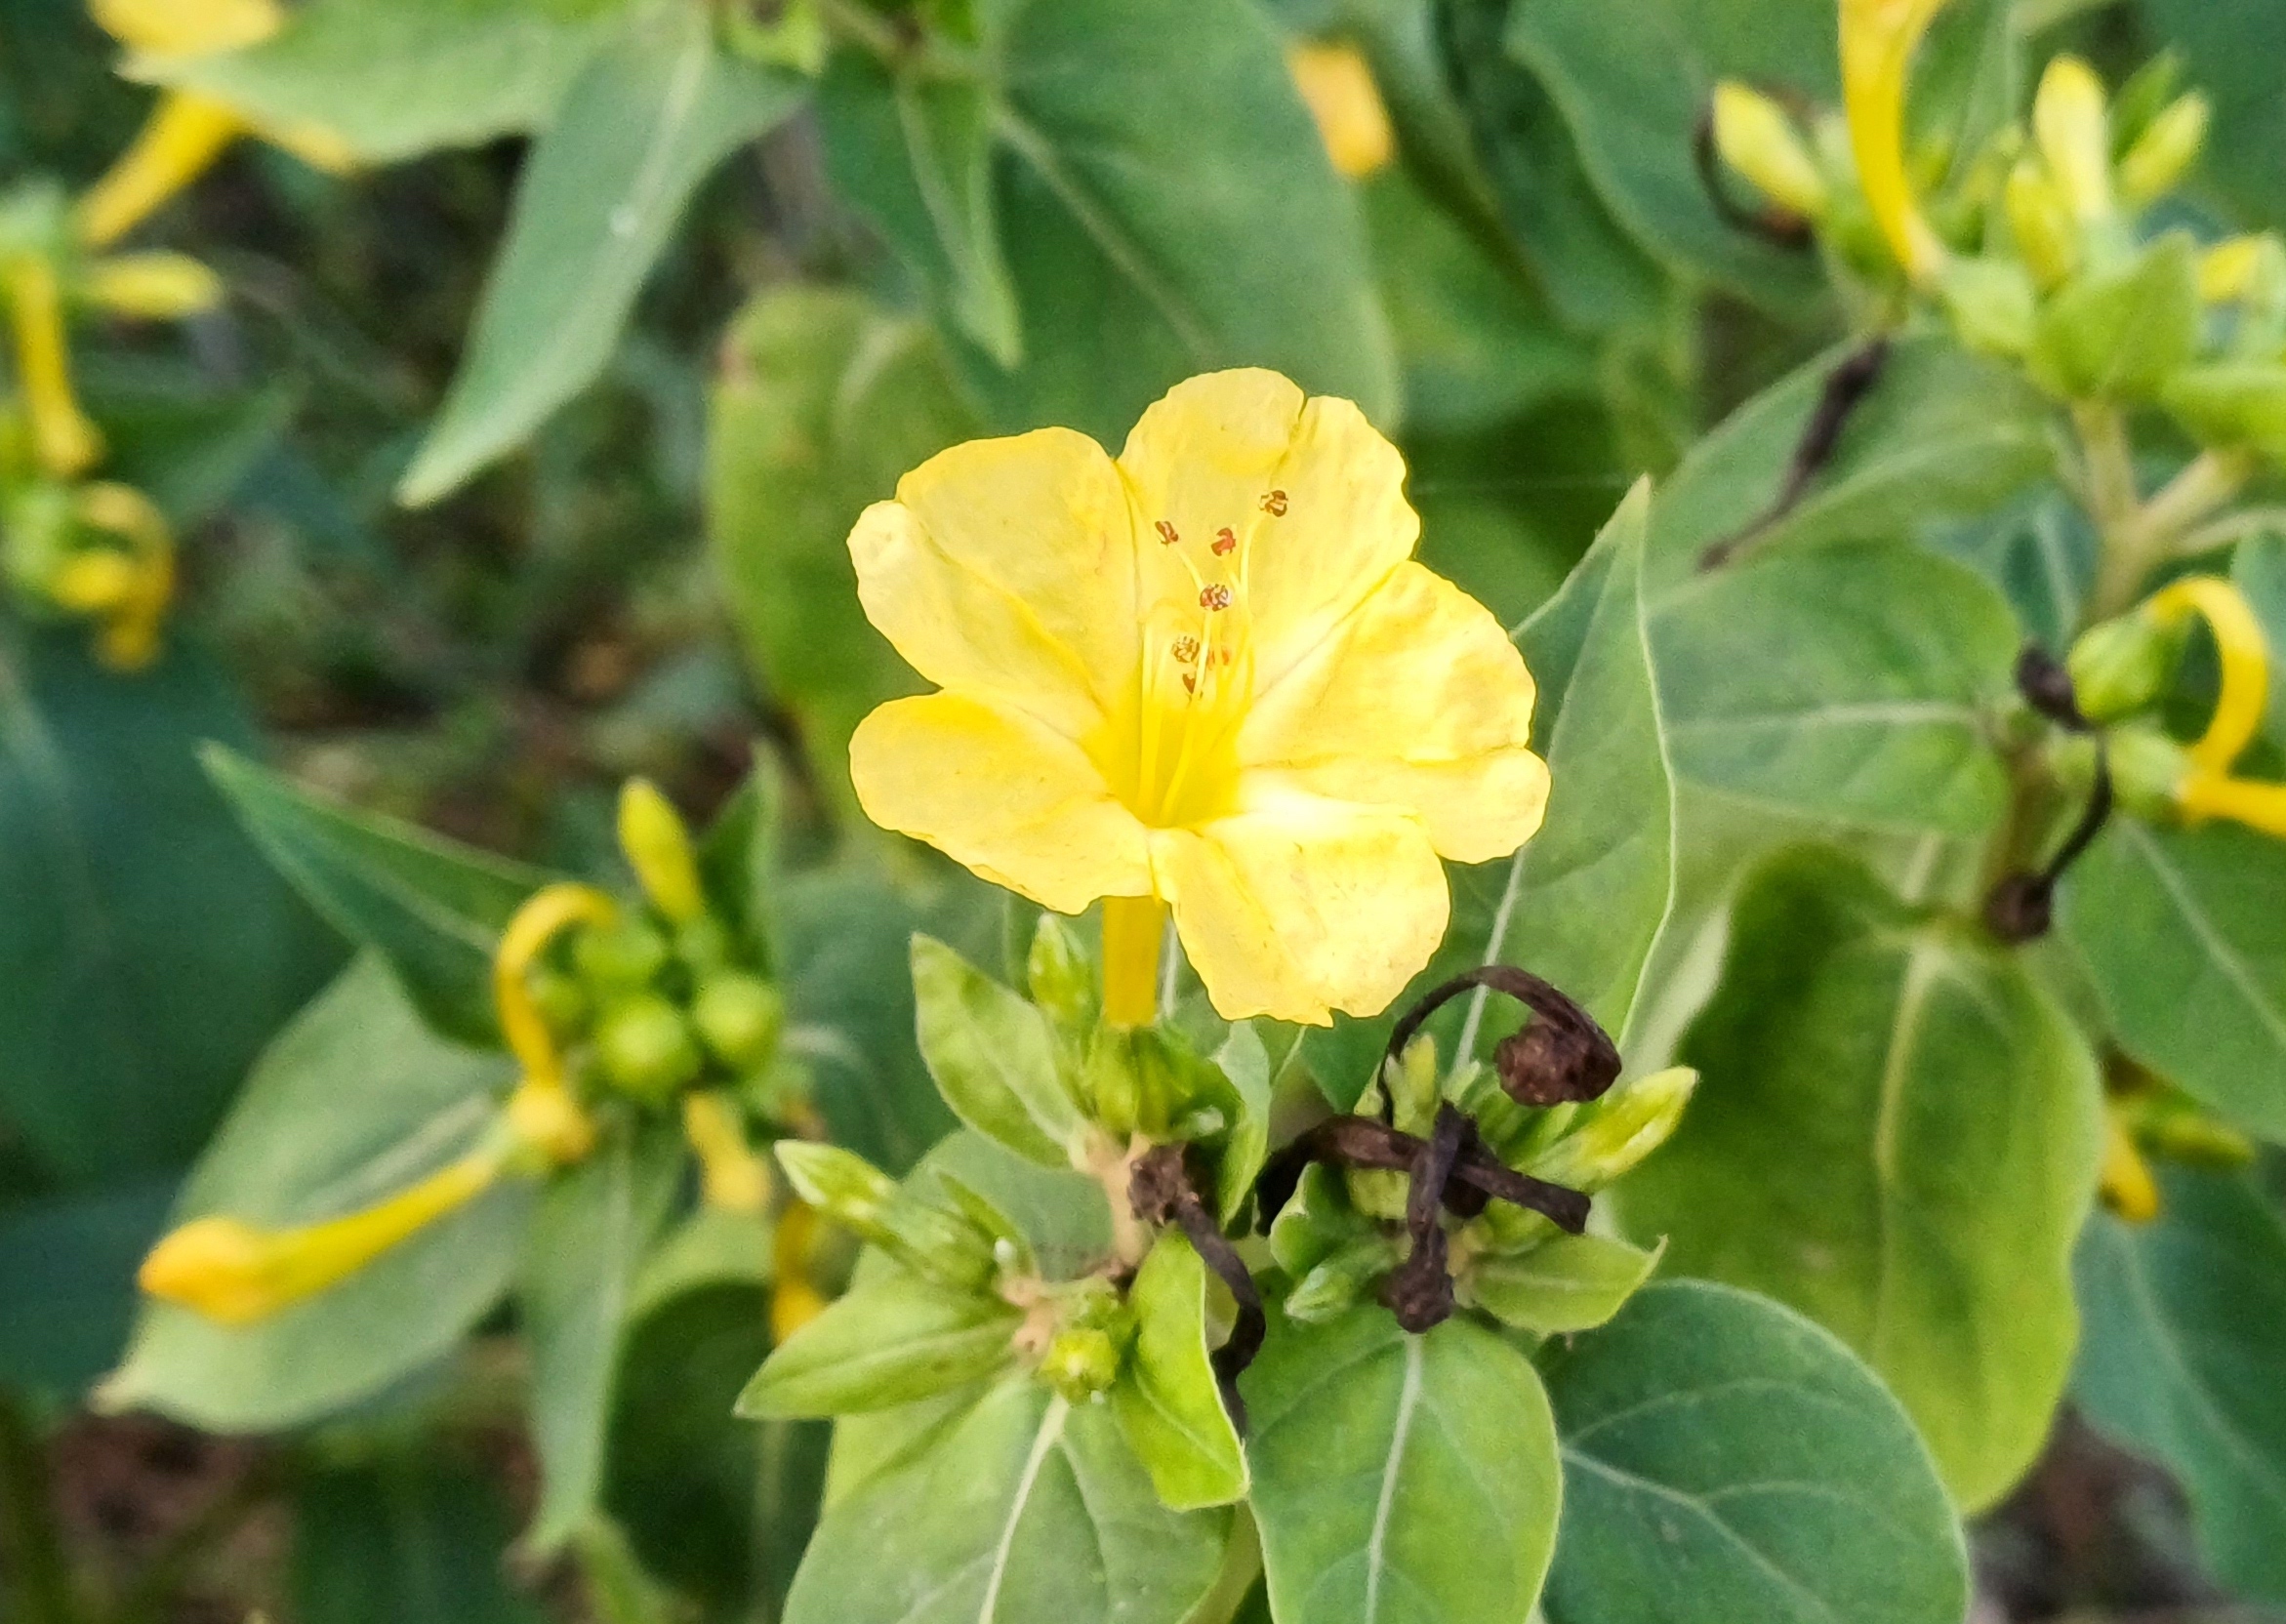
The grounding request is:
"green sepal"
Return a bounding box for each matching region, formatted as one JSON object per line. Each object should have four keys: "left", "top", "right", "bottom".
{"left": 1460, "top": 1233, "right": 1663, "bottom": 1334}
{"left": 736, "top": 1267, "right": 1020, "bottom": 1419}
{"left": 2027, "top": 230, "right": 2200, "bottom": 402}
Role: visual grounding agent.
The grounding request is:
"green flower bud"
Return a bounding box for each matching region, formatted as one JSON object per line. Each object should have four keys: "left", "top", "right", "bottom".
{"left": 1938, "top": 257, "right": 2038, "bottom": 357}
{"left": 675, "top": 914, "right": 734, "bottom": 976}
{"left": 595, "top": 994, "right": 704, "bottom": 1104}
{"left": 1711, "top": 82, "right": 1828, "bottom": 220}
{"left": 773, "top": 1142, "right": 994, "bottom": 1290}
{"left": 575, "top": 915, "right": 671, "bottom": 991}
{"left": 2006, "top": 158, "right": 2079, "bottom": 289}
{"left": 2164, "top": 363, "right": 2286, "bottom": 467}
{"left": 1285, "top": 1235, "right": 1403, "bottom": 1323}
{"left": 2032, "top": 56, "right": 2113, "bottom": 223}
{"left": 692, "top": 972, "right": 785, "bottom": 1070}
{"left": 617, "top": 778, "right": 706, "bottom": 923}
{"left": 526, "top": 968, "right": 589, "bottom": 1036}
{"left": 2067, "top": 610, "right": 2182, "bottom": 723}
{"left": 1026, "top": 914, "right": 1096, "bottom": 1034}
{"left": 1523, "top": 1066, "right": 1696, "bottom": 1193}
{"left": 2117, "top": 92, "right": 2208, "bottom": 207}
{"left": 1382, "top": 1033, "right": 1442, "bottom": 1138}
{"left": 1344, "top": 1166, "right": 1411, "bottom": 1224}
{"left": 1039, "top": 1325, "right": 1123, "bottom": 1401}
{"left": 2105, "top": 726, "right": 2192, "bottom": 820}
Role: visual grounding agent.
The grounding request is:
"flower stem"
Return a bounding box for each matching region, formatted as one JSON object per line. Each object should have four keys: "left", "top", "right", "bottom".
{"left": 2089, "top": 448, "right": 2251, "bottom": 622}
{"left": 1100, "top": 895, "right": 1165, "bottom": 1029}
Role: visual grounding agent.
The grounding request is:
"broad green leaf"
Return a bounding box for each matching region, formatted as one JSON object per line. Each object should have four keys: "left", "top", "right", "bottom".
{"left": 865, "top": 0, "right": 1398, "bottom": 443}
{"left": 0, "top": 1181, "right": 173, "bottom": 1392}
{"left": 920, "top": 1129, "right": 1114, "bottom": 1279}
{"left": 102, "top": 956, "right": 536, "bottom": 1430}
{"left": 913, "top": 934, "right": 1081, "bottom": 1167}
{"left": 1649, "top": 540, "right": 2020, "bottom": 835}
{"left": 2145, "top": 0, "right": 2286, "bottom": 232}
{"left": 1927, "top": 489, "right": 2097, "bottom": 654}
{"left": 1539, "top": 1279, "right": 1970, "bottom": 1624}
{"left": 202, "top": 744, "right": 550, "bottom": 1045}
{"left": 1244, "top": 1304, "right": 1562, "bottom": 1624}
{"left": 1463, "top": 1234, "right": 1662, "bottom": 1335}
{"left": 153, "top": 0, "right": 629, "bottom": 164}
{"left": 2062, "top": 820, "right": 2286, "bottom": 1143}
{"left": 398, "top": 7, "right": 803, "bottom": 504}
{"left": 785, "top": 1377, "right": 1234, "bottom": 1624}
{"left": 294, "top": 1450, "right": 549, "bottom": 1624}
{"left": 738, "top": 1266, "right": 1020, "bottom": 1419}
{"left": 2076, "top": 1167, "right": 2286, "bottom": 1604}
{"left": 706, "top": 286, "right": 974, "bottom": 807}
{"left": 2235, "top": 535, "right": 2286, "bottom": 753}
{"left": 1112, "top": 1232, "right": 1248, "bottom": 1512}
{"left": 2027, "top": 232, "right": 2202, "bottom": 403}
{"left": 1625, "top": 846, "right": 2103, "bottom": 1510}
{"left": 1501, "top": 0, "right": 1830, "bottom": 306}
{"left": 516, "top": 1122, "right": 683, "bottom": 1556}
{"left": 0, "top": 633, "right": 335, "bottom": 1183}
{"left": 818, "top": 56, "right": 1021, "bottom": 365}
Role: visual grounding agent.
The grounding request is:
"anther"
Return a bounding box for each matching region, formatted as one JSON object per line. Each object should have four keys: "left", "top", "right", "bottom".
{"left": 1156, "top": 519, "right": 1180, "bottom": 546}
{"left": 1200, "top": 584, "right": 1232, "bottom": 611}
{"left": 1260, "top": 490, "right": 1287, "bottom": 516}
{"left": 1212, "top": 527, "right": 1237, "bottom": 555}
{"left": 1182, "top": 672, "right": 1197, "bottom": 693}
{"left": 1171, "top": 633, "right": 1201, "bottom": 663}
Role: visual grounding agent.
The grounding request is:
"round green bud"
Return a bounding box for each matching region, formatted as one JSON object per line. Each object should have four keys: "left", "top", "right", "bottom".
{"left": 594, "top": 994, "right": 705, "bottom": 1104}
{"left": 527, "top": 968, "right": 589, "bottom": 1036}
{"left": 675, "top": 914, "right": 735, "bottom": 976}
{"left": 692, "top": 972, "right": 785, "bottom": 1070}
{"left": 575, "top": 916, "right": 671, "bottom": 992}
{"left": 1039, "top": 1326, "right": 1123, "bottom": 1402}
{"left": 2067, "top": 612, "right": 2179, "bottom": 723}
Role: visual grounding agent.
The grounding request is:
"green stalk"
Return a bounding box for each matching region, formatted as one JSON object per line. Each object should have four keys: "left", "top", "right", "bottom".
{"left": 0, "top": 1391, "right": 83, "bottom": 1624}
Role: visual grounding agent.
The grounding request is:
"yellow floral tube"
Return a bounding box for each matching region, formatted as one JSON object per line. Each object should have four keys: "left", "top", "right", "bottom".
{"left": 140, "top": 1145, "right": 506, "bottom": 1324}
{"left": 841, "top": 369, "right": 1549, "bottom": 1026}
{"left": 1839, "top": 0, "right": 1953, "bottom": 284}
{"left": 77, "top": 91, "right": 247, "bottom": 249}
{"left": 4, "top": 255, "right": 102, "bottom": 478}
{"left": 618, "top": 778, "right": 706, "bottom": 923}
{"left": 684, "top": 1090, "right": 771, "bottom": 1214}
{"left": 75, "top": 482, "right": 176, "bottom": 670}
{"left": 2145, "top": 576, "right": 2267, "bottom": 778}
{"left": 91, "top": 0, "right": 281, "bottom": 58}
{"left": 1286, "top": 42, "right": 1394, "bottom": 181}
{"left": 770, "top": 1201, "right": 830, "bottom": 1342}
{"left": 494, "top": 882, "right": 616, "bottom": 1162}
{"left": 2097, "top": 1107, "right": 2160, "bottom": 1224}
{"left": 82, "top": 252, "right": 225, "bottom": 319}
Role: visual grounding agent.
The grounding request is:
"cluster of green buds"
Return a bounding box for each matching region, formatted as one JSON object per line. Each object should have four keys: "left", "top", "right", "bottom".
{"left": 1269, "top": 1034, "right": 1694, "bottom": 1334}
{"left": 138, "top": 778, "right": 799, "bottom": 1325}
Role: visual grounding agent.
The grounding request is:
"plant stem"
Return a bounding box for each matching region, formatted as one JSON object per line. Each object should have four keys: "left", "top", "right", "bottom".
{"left": 0, "top": 1392, "right": 82, "bottom": 1624}
{"left": 2089, "top": 449, "right": 2252, "bottom": 622}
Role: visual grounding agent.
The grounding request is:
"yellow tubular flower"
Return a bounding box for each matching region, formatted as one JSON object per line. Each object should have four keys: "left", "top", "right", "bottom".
{"left": 77, "top": 92, "right": 247, "bottom": 249}
{"left": 2032, "top": 57, "right": 2113, "bottom": 224}
{"left": 140, "top": 1145, "right": 506, "bottom": 1324}
{"left": 2145, "top": 576, "right": 2267, "bottom": 778}
{"left": 91, "top": 0, "right": 281, "bottom": 58}
{"left": 83, "top": 252, "right": 225, "bottom": 319}
{"left": 844, "top": 369, "right": 1549, "bottom": 1027}
{"left": 1286, "top": 42, "right": 1394, "bottom": 181}
{"left": 770, "top": 1201, "right": 830, "bottom": 1342}
{"left": 618, "top": 778, "right": 706, "bottom": 924}
{"left": 75, "top": 482, "right": 176, "bottom": 670}
{"left": 2098, "top": 1107, "right": 2160, "bottom": 1224}
{"left": 3, "top": 256, "right": 102, "bottom": 478}
{"left": 494, "top": 882, "right": 617, "bottom": 1162}
{"left": 684, "top": 1091, "right": 772, "bottom": 1214}
{"left": 1712, "top": 82, "right": 1829, "bottom": 220}
{"left": 1839, "top": 0, "right": 1953, "bottom": 284}
{"left": 2177, "top": 772, "right": 2286, "bottom": 837}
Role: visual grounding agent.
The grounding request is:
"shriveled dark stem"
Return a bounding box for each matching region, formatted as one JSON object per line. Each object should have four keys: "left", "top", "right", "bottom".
{"left": 1693, "top": 106, "right": 1815, "bottom": 249}
{"left": 1383, "top": 965, "right": 1619, "bottom": 1109}
{"left": 1256, "top": 1116, "right": 1591, "bottom": 1236}
{"left": 1983, "top": 647, "right": 2116, "bottom": 943}
{"left": 1700, "top": 337, "right": 1891, "bottom": 570}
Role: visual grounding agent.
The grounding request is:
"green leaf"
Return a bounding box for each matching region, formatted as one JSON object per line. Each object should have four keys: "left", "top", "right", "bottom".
{"left": 2028, "top": 232, "right": 2203, "bottom": 403}
{"left": 515, "top": 1122, "right": 683, "bottom": 1557}
{"left": 785, "top": 1377, "right": 1235, "bottom": 1624}
{"left": 738, "top": 1267, "right": 1020, "bottom": 1419}
{"left": 0, "top": 634, "right": 336, "bottom": 1183}
{"left": 2063, "top": 821, "right": 2286, "bottom": 1143}
{"left": 398, "top": 7, "right": 803, "bottom": 504}
{"left": 1463, "top": 1234, "right": 1662, "bottom": 1335}
{"left": 102, "top": 956, "right": 536, "bottom": 1430}
{"left": 1244, "top": 1303, "right": 1562, "bottom": 1624}
{"left": 818, "top": 56, "right": 1021, "bottom": 365}
{"left": 2144, "top": 0, "right": 2286, "bottom": 232}
{"left": 0, "top": 1182, "right": 173, "bottom": 1392}
{"left": 1501, "top": 0, "right": 1830, "bottom": 307}
{"left": 696, "top": 755, "right": 787, "bottom": 973}
{"left": 1112, "top": 1232, "right": 1248, "bottom": 1512}
{"left": 153, "top": 0, "right": 629, "bottom": 164}
{"left": 1539, "top": 1279, "right": 1970, "bottom": 1624}
{"left": 1624, "top": 846, "right": 2103, "bottom": 1511}
{"left": 202, "top": 744, "right": 551, "bottom": 1045}
{"left": 2076, "top": 1167, "right": 2286, "bottom": 1604}
{"left": 293, "top": 1450, "right": 550, "bottom": 1624}
{"left": 705, "top": 287, "right": 975, "bottom": 805}
{"left": 1211, "top": 1023, "right": 1274, "bottom": 1224}
{"left": 841, "top": 0, "right": 1398, "bottom": 444}
{"left": 913, "top": 935, "right": 1082, "bottom": 1167}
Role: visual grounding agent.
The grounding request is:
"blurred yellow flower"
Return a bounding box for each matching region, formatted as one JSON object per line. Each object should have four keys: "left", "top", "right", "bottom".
{"left": 1839, "top": 0, "right": 1951, "bottom": 284}
{"left": 91, "top": 0, "right": 282, "bottom": 59}
{"left": 1287, "top": 42, "right": 1394, "bottom": 181}
{"left": 2141, "top": 575, "right": 2286, "bottom": 838}
{"left": 845, "top": 369, "right": 1549, "bottom": 1027}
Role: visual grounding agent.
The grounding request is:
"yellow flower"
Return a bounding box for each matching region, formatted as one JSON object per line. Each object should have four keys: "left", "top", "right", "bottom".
{"left": 3, "top": 254, "right": 103, "bottom": 477}
{"left": 2097, "top": 1106, "right": 2159, "bottom": 1224}
{"left": 91, "top": 0, "right": 282, "bottom": 59}
{"left": 2129, "top": 575, "right": 2286, "bottom": 839}
{"left": 1839, "top": 0, "right": 1952, "bottom": 284}
{"left": 844, "top": 369, "right": 1549, "bottom": 1027}
{"left": 1286, "top": 42, "right": 1394, "bottom": 182}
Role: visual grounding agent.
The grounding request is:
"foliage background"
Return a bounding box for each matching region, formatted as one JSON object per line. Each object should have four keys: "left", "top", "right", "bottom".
{"left": 2, "top": 0, "right": 2284, "bottom": 1619}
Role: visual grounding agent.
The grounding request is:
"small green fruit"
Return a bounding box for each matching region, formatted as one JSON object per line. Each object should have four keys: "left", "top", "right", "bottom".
{"left": 595, "top": 994, "right": 704, "bottom": 1103}
{"left": 693, "top": 973, "right": 785, "bottom": 1069}
{"left": 575, "top": 916, "right": 671, "bottom": 991}
{"left": 675, "top": 914, "right": 735, "bottom": 975}
{"left": 527, "top": 969, "right": 589, "bottom": 1035}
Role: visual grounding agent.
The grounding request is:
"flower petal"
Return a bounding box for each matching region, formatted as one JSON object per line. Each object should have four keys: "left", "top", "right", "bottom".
{"left": 1149, "top": 798, "right": 1448, "bottom": 1025}
{"left": 1117, "top": 369, "right": 1416, "bottom": 686}
{"left": 850, "top": 427, "right": 1140, "bottom": 743}
{"left": 1238, "top": 561, "right": 1548, "bottom": 863}
{"left": 850, "top": 693, "right": 1151, "bottom": 914}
